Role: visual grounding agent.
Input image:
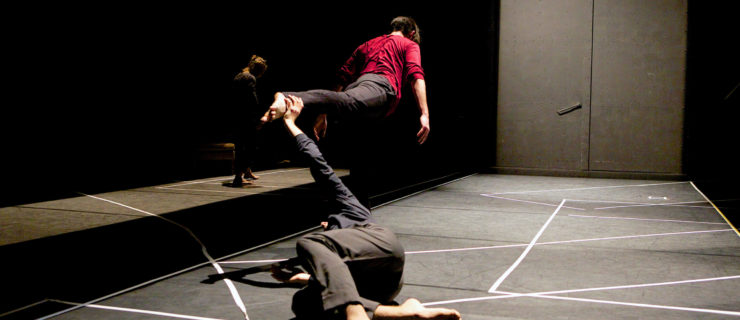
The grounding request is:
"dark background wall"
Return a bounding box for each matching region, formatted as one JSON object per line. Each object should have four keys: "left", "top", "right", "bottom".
{"left": 683, "top": 1, "right": 739, "bottom": 224}
{"left": 3, "top": 2, "right": 494, "bottom": 206}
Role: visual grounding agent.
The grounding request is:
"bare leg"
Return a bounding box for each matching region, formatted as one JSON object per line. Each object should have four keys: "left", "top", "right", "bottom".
{"left": 373, "top": 299, "right": 461, "bottom": 320}
{"left": 245, "top": 167, "right": 259, "bottom": 180}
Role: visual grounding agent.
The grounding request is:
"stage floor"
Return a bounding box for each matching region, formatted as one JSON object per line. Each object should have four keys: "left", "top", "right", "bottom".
{"left": 2, "top": 172, "right": 739, "bottom": 319}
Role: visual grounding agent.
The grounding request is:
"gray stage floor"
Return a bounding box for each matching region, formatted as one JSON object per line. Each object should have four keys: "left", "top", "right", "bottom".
{"left": 0, "top": 167, "right": 329, "bottom": 246}
{"left": 3, "top": 173, "right": 739, "bottom": 319}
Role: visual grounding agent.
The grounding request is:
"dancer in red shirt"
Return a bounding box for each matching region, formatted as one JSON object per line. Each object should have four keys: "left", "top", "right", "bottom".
{"left": 261, "top": 16, "right": 430, "bottom": 145}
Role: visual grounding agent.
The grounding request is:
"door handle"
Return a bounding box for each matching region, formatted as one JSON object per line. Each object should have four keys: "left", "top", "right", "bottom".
{"left": 557, "top": 103, "right": 582, "bottom": 116}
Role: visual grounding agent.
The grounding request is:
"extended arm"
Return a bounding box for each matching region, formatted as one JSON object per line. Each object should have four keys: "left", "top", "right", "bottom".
{"left": 283, "top": 96, "right": 373, "bottom": 229}
{"left": 282, "top": 98, "right": 339, "bottom": 189}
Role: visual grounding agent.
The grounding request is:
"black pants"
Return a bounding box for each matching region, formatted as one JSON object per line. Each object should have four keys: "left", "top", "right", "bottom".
{"left": 284, "top": 73, "right": 396, "bottom": 119}
{"left": 233, "top": 121, "right": 258, "bottom": 174}
{"left": 291, "top": 134, "right": 405, "bottom": 319}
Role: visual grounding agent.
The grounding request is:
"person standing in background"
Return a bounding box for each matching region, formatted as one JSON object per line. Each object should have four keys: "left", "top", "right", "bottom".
{"left": 231, "top": 55, "right": 267, "bottom": 186}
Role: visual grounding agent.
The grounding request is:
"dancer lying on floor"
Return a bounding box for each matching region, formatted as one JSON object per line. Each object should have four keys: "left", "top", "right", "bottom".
{"left": 271, "top": 95, "right": 460, "bottom": 320}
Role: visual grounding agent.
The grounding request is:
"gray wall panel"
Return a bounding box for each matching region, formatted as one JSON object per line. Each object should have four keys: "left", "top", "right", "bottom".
{"left": 497, "top": 0, "right": 593, "bottom": 170}
{"left": 496, "top": 0, "right": 686, "bottom": 174}
{"left": 590, "top": 0, "right": 686, "bottom": 173}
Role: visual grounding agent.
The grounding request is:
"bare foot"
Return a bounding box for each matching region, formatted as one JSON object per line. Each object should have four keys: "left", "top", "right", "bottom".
{"left": 270, "top": 266, "right": 310, "bottom": 285}
{"left": 374, "top": 299, "right": 461, "bottom": 320}
{"left": 288, "top": 272, "right": 310, "bottom": 284}
{"left": 260, "top": 92, "right": 287, "bottom": 123}
{"left": 231, "top": 176, "right": 252, "bottom": 187}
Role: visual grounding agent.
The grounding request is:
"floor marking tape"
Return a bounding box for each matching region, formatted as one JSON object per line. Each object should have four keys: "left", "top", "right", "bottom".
{"left": 152, "top": 187, "right": 286, "bottom": 195}
{"left": 567, "top": 214, "right": 728, "bottom": 225}
{"left": 483, "top": 181, "right": 688, "bottom": 196}
{"left": 159, "top": 176, "right": 235, "bottom": 188}
{"left": 690, "top": 181, "right": 740, "bottom": 238}
{"left": 220, "top": 259, "right": 290, "bottom": 264}
{"left": 423, "top": 275, "right": 740, "bottom": 317}
{"left": 480, "top": 194, "right": 584, "bottom": 210}
{"left": 79, "top": 193, "right": 250, "bottom": 319}
{"left": 594, "top": 200, "right": 714, "bottom": 210}
{"left": 0, "top": 299, "right": 50, "bottom": 318}
{"left": 373, "top": 173, "right": 479, "bottom": 209}
{"left": 35, "top": 225, "right": 320, "bottom": 320}
{"left": 488, "top": 199, "right": 566, "bottom": 293}
{"left": 405, "top": 229, "right": 732, "bottom": 255}
{"left": 502, "top": 291, "right": 740, "bottom": 317}
{"left": 499, "top": 275, "right": 740, "bottom": 297}
{"left": 159, "top": 168, "right": 308, "bottom": 188}
{"left": 51, "top": 300, "right": 226, "bottom": 320}
{"left": 405, "top": 243, "right": 527, "bottom": 255}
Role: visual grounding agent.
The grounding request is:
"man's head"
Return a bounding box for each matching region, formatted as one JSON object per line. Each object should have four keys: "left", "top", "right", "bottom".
{"left": 246, "top": 54, "right": 268, "bottom": 78}
{"left": 390, "top": 16, "right": 420, "bottom": 44}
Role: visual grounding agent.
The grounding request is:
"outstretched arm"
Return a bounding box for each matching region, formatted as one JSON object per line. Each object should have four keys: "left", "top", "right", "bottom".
{"left": 283, "top": 96, "right": 341, "bottom": 195}
{"left": 283, "top": 96, "right": 372, "bottom": 229}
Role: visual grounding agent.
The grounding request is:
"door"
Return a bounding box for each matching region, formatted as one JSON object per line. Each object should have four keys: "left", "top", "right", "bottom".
{"left": 589, "top": 0, "right": 686, "bottom": 173}
{"left": 496, "top": 0, "right": 686, "bottom": 174}
{"left": 497, "top": 0, "right": 593, "bottom": 170}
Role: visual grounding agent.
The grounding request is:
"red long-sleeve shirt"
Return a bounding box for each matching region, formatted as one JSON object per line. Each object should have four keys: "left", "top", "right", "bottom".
{"left": 337, "top": 34, "right": 425, "bottom": 112}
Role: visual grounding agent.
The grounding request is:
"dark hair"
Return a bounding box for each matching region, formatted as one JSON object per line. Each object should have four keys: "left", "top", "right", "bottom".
{"left": 390, "top": 16, "right": 420, "bottom": 44}
{"left": 246, "top": 54, "right": 267, "bottom": 76}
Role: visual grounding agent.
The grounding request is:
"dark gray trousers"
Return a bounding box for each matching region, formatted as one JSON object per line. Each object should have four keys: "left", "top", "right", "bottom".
{"left": 284, "top": 73, "right": 396, "bottom": 119}
{"left": 291, "top": 134, "right": 405, "bottom": 319}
